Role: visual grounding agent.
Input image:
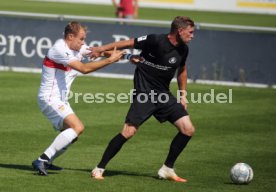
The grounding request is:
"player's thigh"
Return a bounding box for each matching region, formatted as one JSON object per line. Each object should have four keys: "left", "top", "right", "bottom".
{"left": 174, "top": 116, "right": 195, "bottom": 136}
{"left": 39, "top": 100, "right": 74, "bottom": 131}
{"left": 125, "top": 94, "right": 156, "bottom": 127}
{"left": 154, "top": 95, "right": 187, "bottom": 123}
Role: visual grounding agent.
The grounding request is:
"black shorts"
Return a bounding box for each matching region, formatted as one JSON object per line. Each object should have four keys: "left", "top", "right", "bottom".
{"left": 125, "top": 93, "right": 188, "bottom": 127}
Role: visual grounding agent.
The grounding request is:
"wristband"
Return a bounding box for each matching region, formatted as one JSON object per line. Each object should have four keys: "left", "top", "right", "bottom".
{"left": 123, "top": 54, "right": 132, "bottom": 60}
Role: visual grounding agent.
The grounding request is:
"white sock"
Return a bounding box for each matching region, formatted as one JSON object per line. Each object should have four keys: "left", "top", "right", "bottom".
{"left": 48, "top": 147, "right": 68, "bottom": 164}
{"left": 44, "top": 128, "right": 78, "bottom": 160}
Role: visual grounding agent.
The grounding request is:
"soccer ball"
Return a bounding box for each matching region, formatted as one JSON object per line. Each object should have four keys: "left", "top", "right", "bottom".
{"left": 230, "top": 163, "right": 253, "bottom": 184}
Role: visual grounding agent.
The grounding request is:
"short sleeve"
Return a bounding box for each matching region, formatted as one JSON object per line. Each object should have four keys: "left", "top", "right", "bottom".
{"left": 47, "top": 39, "right": 79, "bottom": 66}
{"left": 134, "top": 34, "right": 157, "bottom": 50}
{"left": 79, "top": 44, "right": 91, "bottom": 58}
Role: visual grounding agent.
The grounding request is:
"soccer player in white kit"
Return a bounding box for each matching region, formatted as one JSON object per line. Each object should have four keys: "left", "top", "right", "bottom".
{"left": 32, "top": 21, "right": 124, "bottom": 176}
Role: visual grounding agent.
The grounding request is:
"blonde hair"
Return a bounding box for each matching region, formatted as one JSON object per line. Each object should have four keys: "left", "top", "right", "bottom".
{"left": 64, "top": 21, "right": 87, "bottom": 38}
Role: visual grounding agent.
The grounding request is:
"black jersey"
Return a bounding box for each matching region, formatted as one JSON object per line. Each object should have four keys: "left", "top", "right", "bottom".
{"left": 133, "top": 34, "right": 189, "bottom": 93}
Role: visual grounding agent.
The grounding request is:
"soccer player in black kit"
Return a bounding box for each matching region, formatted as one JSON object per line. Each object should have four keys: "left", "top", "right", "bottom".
{"left": 90, "top": 16, "right": 195, "bottom": 182}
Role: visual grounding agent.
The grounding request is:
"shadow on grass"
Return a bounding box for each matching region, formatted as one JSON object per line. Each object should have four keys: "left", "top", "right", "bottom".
{"left": 66, "top": 167, "right": 159, "bottom": 180}
{"left": 0, "top": 163, "right": 33, "bottom": 171}
{"left": 105, "top": 169, "right": 159, "bottom": 180}
{"left": 0, "top": 163, "right": 58, "bottom": 175}
{"left": 0, "top": 163, "right": 160, "bottom": 179}
{"left": 224, "top": 182, "right": 249, "bottom": 185}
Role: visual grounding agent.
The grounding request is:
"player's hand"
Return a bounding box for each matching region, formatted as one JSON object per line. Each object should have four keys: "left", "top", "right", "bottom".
{"left": 180, "top": 98, "right": 188, "bottom": 110}
{"left": 108, "top": 47, "right": 125, "bottom": 63}
{"left": 87, "top": 47, "right": 103, "bottom": 59}
{"left": 123, "top": 54, "right": 143, "bottom": 64}
{"left": 129, "top": 55, "right": 143, "bottom": 64}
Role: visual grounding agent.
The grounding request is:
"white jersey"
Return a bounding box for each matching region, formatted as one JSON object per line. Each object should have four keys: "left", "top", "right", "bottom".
{"left": 38, "top": 39, "right": 89, "bottom": 103}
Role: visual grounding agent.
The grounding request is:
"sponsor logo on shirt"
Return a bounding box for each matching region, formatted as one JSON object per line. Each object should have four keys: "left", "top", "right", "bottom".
{"left": 141, "top": 58, "right": 171, "bottom": 71}
{"left": 169, "top": 57, "right": 177, "bottom": 64}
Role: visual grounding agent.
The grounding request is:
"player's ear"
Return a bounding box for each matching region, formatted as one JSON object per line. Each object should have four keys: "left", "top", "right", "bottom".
{"left": 67, "top": 33, "right": 74, "bottom": 40}
{"left": 177, "top": 28, "right": 184, "bottom": 35}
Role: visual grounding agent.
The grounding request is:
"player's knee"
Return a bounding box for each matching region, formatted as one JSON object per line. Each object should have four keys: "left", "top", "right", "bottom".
{"left": 121, "top": 124, "right": 137, "bottom": 139}
{"left": 122, "top": 129, "right": 136, "bottom": 138}
{"left": 73, "top": 123, "right": 85, "bottom": 135}
{"left": 184, "top": 124, "right": 195, "bottom": 136}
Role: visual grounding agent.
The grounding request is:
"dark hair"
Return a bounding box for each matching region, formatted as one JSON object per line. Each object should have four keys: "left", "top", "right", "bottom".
{"left": 170, "top": 16, "right": 195, "bottom": 33}
{"left": 64, "top": 21, "right": 87, "bottom": 38}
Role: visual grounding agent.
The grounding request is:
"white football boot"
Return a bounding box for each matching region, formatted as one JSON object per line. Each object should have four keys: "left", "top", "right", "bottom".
{"left": 158, "top": 164, "right": 187, "bottom": 183}
{"left": 91, "top": 167, "right": 105, "bottom": 180}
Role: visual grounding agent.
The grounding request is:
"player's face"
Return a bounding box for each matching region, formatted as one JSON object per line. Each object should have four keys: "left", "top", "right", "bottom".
{"left": 71, "top": 29, "right": 86, "bottom": 51}
{"left": 177, "top": 26, "right": 194, "bottom": 44}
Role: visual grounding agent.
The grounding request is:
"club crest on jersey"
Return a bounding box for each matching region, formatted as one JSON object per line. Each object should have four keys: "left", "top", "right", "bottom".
{"left": 169, "top": 57, "right": 177, "bottom": 64}
{"left": 58, "top": 105, "right": 65, "bottom": 111}
{"left": 137, "top": 35, "right": 147, "bottom": 42}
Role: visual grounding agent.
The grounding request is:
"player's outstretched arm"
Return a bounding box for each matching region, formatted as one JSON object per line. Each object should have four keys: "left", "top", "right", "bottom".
{"left": 89, "top": 39, "right": 135, "bottom": 56}
{"left": 69, "top": 47, "right": 125, "bottom": 74}
{"left": 102, "top": 51, "right": 142, "bottom": 65}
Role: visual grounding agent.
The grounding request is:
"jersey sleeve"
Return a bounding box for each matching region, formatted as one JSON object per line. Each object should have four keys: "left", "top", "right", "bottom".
{"left": 134, "top": 34, "right": 157, "bottom": 50}
{"left": 79, "top": 44, "right": 91, "bottom": 58}
{"left": 47, "top": 39, "right": 79, "bottom": 67}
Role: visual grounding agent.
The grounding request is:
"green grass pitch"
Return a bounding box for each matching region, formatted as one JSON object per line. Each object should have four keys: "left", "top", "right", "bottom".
{"left": 0, "top": 72, "right": 275, "bottom": 192}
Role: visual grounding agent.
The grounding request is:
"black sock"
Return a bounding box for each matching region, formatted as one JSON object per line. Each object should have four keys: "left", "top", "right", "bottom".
{"left": 40, "top": 153, "right": 50, "bottom": 161}
{"left": 164, "top": 132, "right": 191, "bottom": 168}
{"left": 98, "top": 133, "right": 128, "bottom": 169}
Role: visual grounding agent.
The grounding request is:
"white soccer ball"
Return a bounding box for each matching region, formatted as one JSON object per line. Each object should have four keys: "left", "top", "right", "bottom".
{"left": 230, "top": 163, "right": 254, "bottom": 184}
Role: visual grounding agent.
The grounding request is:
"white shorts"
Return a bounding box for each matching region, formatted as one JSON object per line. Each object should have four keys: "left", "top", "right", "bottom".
{"left": 38, "top": 98, "right": 74, "bottom": 131}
